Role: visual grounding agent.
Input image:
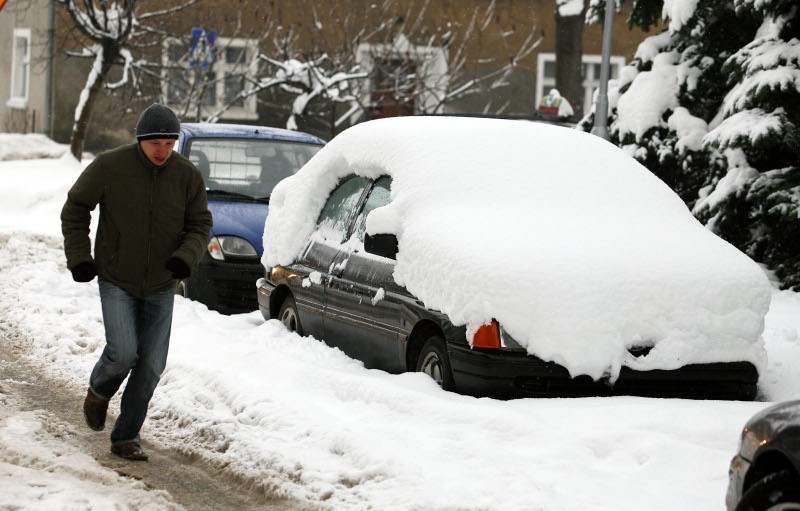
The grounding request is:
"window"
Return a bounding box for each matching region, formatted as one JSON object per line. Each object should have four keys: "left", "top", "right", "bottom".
{"left": 8, "top": 29, "right": 31, "bottom": 108}
{"left": 370, "top": 58, "right": 417, "bottom": 117}
{"left": 316, "top": 176, "right": 370, "bottom": 243}
{"left": 223, "top": 47, "right": 247, "bottom": 107}
{"left": 162, "top": 36, "right": 258, "bottom": 120}
{"left": 353, "top": 177, "right": 392, "bottom": 242}
{"left": 187, "top": 138, "right": 321, "bottom": 198}
{"left": 356, "top": 33, "right": 448, "bottom": 119}
{"left": 535, "top": 53, "right": 626, "bottom": 116}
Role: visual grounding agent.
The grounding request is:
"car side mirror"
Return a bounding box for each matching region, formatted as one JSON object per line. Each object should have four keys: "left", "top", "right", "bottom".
{"left": 364, "top": 233, "right": 398, "bottom": 260}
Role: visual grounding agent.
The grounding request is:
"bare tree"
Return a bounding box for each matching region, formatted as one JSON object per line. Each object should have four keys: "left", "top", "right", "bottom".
{"left": 207, "top": 54, "right": 368, "bottom": 130}
{"left": 56, "top": 0, "right": 200, "bottom": 160}
{"left": 202, "top": 0, "right": 540, "bottom": 137}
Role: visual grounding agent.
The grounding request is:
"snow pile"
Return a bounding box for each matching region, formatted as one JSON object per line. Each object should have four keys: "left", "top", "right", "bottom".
{"left": 0, "top": 133, "right": 70, "bottom": 161}
{"left": 0, "top": 153, "right": 87, "bottom": 237}
{"left": 264, "top": 116, "right": 771, "bottom": 380}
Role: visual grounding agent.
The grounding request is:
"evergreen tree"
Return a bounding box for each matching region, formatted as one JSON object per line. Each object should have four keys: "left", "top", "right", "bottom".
{"left": 581, "top": 0, "right": 800, "bottom": 289}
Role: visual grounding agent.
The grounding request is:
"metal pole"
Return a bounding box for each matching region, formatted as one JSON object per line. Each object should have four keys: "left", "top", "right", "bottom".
{"left": 196, "top": 66, "right": 202, "bottom": 122}
{"left": 591, "top": 0, "right": 615, "bottom": 141}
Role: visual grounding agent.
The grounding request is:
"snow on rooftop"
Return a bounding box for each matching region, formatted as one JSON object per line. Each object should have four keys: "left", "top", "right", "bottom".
{"left": 263, "top": 116, "right": 771, "bottom": 381}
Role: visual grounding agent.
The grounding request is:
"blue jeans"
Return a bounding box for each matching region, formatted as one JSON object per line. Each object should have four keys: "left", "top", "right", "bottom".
{"left": 92, "top": 278, "right": 174, "bottom": 446}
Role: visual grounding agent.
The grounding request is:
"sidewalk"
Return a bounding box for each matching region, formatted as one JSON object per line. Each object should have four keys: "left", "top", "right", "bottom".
{"left": 0, "top": 334, "right": 310, "bottom": 511}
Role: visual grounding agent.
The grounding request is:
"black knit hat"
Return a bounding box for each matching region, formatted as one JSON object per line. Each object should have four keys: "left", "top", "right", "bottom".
{"left": 135, "top": 103, "right": 180, "bottom": 140}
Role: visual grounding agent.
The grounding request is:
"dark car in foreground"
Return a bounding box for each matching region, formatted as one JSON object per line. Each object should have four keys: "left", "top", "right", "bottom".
{"left": 176, "top": 123, "right": 323, "bottom": 314}
{"left": 257, "top": 117, "right": 768, "bottom": 399}
{"left": 726, "top": 400, "right": 800, "bottom": 511}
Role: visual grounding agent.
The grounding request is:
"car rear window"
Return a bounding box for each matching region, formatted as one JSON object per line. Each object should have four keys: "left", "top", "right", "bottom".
{"left": 188, "top": 138, "right": 321, "bottom": 198}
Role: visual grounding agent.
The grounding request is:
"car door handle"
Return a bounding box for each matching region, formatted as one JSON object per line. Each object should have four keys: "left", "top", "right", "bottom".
{"left": 330, "top": 257, "right": 348, "bottom": 278}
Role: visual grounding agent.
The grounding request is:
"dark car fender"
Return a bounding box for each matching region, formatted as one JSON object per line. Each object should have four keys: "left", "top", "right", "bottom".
{"left": 746, "top": 428, "right": 800, "bottom": 490}
{"left": 397, "top": 302, "right": 468, "bottom": 372}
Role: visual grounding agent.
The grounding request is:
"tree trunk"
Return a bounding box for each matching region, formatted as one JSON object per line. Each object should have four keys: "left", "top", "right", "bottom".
{"left": 555, "top": 9, "right": 586, "bottom": 121}
{"left": 69, "top": 44, "right": 118, "bottom": 161}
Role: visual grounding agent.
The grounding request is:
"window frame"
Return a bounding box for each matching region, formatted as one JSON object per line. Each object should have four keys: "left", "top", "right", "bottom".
{"left": 535, "top": 52, "right": 626, "bottom": 116}
{"left": 352, "top": 176, "right": 393, "bottom": 244}
{"left": 355, "top": 33, "right": 448, "bottom": 118}
{"left": 7, "top": 28, "right": 32, "bottom": 109}
{"left": 161, "top": 35, "right": 259, "bottom": 120}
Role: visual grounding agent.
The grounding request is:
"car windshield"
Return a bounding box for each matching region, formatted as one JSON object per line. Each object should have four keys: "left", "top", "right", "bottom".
{"left": 188, "top": 138, "right": 321, "bottom": 200}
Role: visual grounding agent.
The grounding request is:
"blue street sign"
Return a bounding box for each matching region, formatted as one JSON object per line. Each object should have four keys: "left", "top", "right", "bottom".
{"left": 189, "top": 28, "right": 216, "bottom": 69}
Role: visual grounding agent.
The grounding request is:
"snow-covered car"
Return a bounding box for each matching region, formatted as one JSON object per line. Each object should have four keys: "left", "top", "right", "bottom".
{"left": 726, "top": 400, "right": 800, "bottom": 510}
{"left": 256, "top": 116, "right": 771, "bottom": 399}
{"left": 176, "top": 123, "right": 324, "bottom": 314}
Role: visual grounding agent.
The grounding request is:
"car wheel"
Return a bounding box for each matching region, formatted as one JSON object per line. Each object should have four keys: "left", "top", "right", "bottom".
{"left": 175, "top": 280, "right": 188, "bottom": 298}
{"left": 278, "top": 295, "right": 303, "bottom": 335}
{"left": 737, "top": 469, "right": 800, "bottom": 511}
{"left": 416, "top": 336, "right": 455, "bottom": 391}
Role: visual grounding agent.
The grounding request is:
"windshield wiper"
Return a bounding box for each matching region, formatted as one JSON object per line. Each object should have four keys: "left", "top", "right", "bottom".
{"left": 206, "top": 189, "right": 269, "bottom": 203}
{"left": 206, "top": 189, "right": 255, "bottom": 199}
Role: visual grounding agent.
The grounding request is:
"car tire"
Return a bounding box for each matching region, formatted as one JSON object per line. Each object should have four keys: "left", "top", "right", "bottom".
{"left": 737, "top": 469, "right": 800, "bottom": 511}
{"left": 416, "top": 336, "right": 455, "bottom": 391}
{"left": 175, "top": 280, "right": 188, "bottom": 298}
{"left": 278, "top": 295, "right": 303, "bottom": 335}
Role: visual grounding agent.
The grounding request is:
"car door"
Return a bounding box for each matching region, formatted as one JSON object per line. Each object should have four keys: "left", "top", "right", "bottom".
{"left": 324, "top": 176, "right": 406, "bottom": 372}
{"left": 290, "top": 175, "right": 370, "bottom": 340}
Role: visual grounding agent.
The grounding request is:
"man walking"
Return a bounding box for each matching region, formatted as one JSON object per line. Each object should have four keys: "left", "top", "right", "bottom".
{"left": 61, "top": 103, "right": 212, "bottom": 461}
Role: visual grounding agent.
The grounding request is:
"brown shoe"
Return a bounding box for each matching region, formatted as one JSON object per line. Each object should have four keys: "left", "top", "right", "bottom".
{"left": 83, "top": 388, "right": 109, "bottom": 431}
{"left": 111, "top": 442, "right": 149, "bottom": 461}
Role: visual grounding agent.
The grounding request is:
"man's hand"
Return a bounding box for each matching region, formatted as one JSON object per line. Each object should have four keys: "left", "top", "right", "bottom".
{"left": 71, "top": 261, "right": 97, "bottom": 283}
{"left": 166, "top": 257, "right": 191, "bottom": 279}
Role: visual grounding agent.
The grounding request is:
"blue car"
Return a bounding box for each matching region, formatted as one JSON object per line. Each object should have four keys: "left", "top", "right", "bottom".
{"left": 176, "top": 123, "right": 324, "bottom": 314}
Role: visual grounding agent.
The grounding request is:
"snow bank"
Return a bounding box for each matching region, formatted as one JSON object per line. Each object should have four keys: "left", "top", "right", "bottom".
{"left": 0, "top": 133, "right": 70, "bottom": 161}
{"left": 0, "top": 153, "right": 86, "bottom": 237}
{"left": 264, "top": 116, "right": 771, "bottom": 381}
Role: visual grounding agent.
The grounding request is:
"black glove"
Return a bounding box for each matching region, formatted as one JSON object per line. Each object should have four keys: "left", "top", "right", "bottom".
{"left": 71, "top": 261, "right": 97, "bottom": 282}
{"left": 166, "top": 257, "right": 191, "bottom": 279}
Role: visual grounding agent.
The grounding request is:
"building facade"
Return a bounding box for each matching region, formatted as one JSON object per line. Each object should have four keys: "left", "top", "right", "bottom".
{"left": 39, "top": 0, "right": 654, "bottom": 150}
{"left": 0, "top": 0, "right": 55, "bottom": 135}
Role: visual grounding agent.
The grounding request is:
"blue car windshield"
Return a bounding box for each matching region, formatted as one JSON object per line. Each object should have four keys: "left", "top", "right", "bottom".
{"left": 187, "top": 138, "right": 321, "bottom": 199}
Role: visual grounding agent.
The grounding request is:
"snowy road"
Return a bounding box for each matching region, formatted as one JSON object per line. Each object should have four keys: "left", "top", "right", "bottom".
{"left": 0, "top": 313, "right": 311, "bottom": 511}
{"left": 1, "top": 152, "right": 799, "bottom": 510}
{"left": 3, "top": 229, "right": 799, "bottom": 510}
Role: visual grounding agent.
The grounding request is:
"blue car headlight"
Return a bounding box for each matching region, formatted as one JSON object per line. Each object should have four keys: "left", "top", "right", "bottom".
{"left": 208, "top": 236, "right": 258, "bottom": 261}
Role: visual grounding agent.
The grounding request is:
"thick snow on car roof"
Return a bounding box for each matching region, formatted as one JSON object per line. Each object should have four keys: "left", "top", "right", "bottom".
{"left": 263, "top": 116, "right": 771, "bottom": 380}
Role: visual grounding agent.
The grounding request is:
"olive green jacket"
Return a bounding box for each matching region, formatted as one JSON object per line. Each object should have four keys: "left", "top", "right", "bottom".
{"left": 61, "top": 143, "right": 212, "bottom": 297}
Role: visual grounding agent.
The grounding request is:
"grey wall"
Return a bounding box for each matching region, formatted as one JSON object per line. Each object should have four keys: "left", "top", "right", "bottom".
{"left": 0, "top": 0, "right": 53, "bottom": 134}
